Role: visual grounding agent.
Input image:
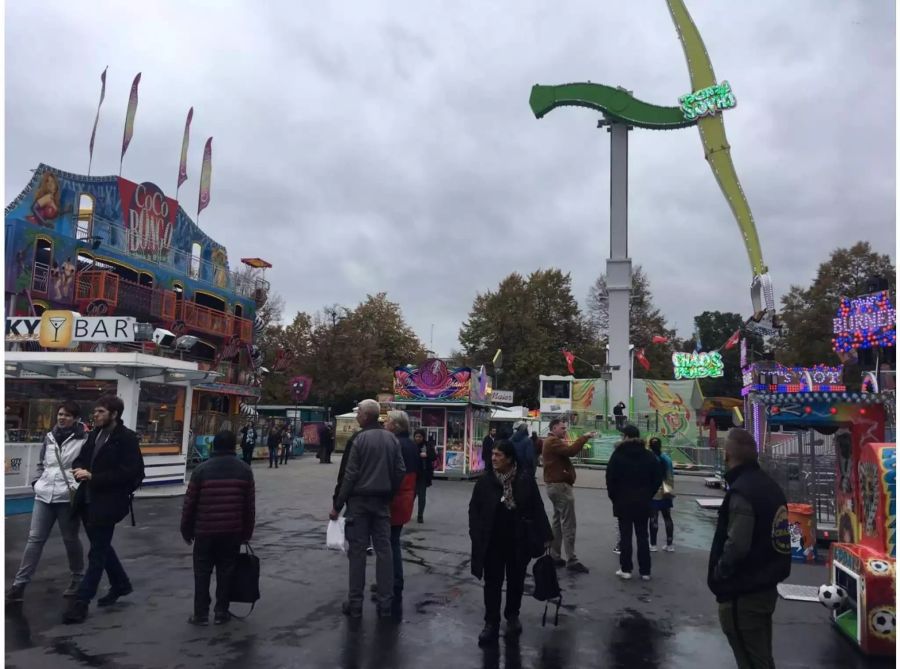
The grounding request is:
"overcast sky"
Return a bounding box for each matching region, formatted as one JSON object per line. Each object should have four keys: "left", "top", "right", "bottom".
{"left": 5, "top": 1, "right": 895, "bottom": 356}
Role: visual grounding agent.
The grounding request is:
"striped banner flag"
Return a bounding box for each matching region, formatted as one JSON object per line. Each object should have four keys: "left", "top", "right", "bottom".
{"left": 120, "top": 72, "right": 142, "bottom": 172}
{"left": 197, "top": 137, "right": 213, "bottom": 216}
{"left": 88, "top": 67, "right": 108, "bottom": 174}
{"left": 177, "top": 107, "right": 193, "bottom": 190}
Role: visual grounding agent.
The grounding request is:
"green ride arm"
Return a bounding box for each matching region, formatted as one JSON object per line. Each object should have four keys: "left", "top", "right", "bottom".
{"left": 529, "top": 83, "right": 697, "bottom": 130}
{"left": 666, "top": 0, "right": 767, "bottom": 276}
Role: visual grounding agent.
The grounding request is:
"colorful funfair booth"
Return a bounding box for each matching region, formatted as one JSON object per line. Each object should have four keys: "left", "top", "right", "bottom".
{"left": 392, "top": 360, "right": 493, "bottom": 478}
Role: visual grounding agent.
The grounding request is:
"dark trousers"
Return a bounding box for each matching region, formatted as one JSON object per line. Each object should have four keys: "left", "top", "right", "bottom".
{"left": 241, "top": 448, "right": 254, "bottom": 465}
{"left": 718, "top": 589, "right": 778, "bottom": 669}
{"left": 279, "top": 444, "right": 290, "bottom": 465}
{"left": 617, "top": 509, "right": 651, "bottom": 576}
{"left": 649, "top": 507, "right": 674, "bottom": 546}
{"left": 319, "top": 445, "right": 332, "bottom": 463}
{"left": 268, "top": 446, "right": 279, "bottom": 468}
{"left": 390, "top": 525, "right": 404, "bottom": 595}
{"left": 482, "top": 538, "right": 527, "bottom": 624}
{"left": 415, "top": 478, "right": 428, "bottom": 520}
{"left": 193, "top": 535, "right": 241, "bottom": 616}
{"left": 75, "top": 521, "right": 131, "bottom": 603}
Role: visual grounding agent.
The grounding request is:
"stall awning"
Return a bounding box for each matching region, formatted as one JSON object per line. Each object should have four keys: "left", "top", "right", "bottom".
{"left": 4, "top": 351, "right": 218, "bottom": 385}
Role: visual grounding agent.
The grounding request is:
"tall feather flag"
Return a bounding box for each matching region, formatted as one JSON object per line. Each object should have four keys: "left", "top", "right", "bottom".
{"left": 197, "top": 137, "right": 213, "bottom": 218}
{"left": 119, "top": 72, "right": 142, "bottom": 175}
{"left": 176, "top": 107, "right": 193, "bottom": 198}
{"left": 87, "top": 67, "right": 108, "bottom": 175}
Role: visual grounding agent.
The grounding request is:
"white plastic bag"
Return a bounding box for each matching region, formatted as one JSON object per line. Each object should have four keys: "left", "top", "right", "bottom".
{"left": 326, "top": 517, "right": 348, "bottom": 553}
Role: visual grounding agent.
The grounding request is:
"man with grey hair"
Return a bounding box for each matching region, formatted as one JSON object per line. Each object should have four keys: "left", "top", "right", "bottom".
{"left": 709, "top": 428, "right": 791, "bottom": 669}
{"left": 330, "top": 400, "right": 406, "bottom": 618}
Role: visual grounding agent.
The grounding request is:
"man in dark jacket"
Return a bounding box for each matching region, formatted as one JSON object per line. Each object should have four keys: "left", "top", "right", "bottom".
{"left": 181, "top": 430, "right": 256, "bottom": 625}
{"left": 63, "top": 395, "right": 144, "bottom": 624}
{"left": 330, "top": 400, "right": 406, "bottom": 618}
{"left": 709, "top": 429, "right": 791, "bottom": 669}
{"left": 318, "top": 422, "right": 334, "bottom": 464}
{"left": 267, "top": 425, "right": 282, "bottom": 469}
{"left": 606, "top": 425, "right": 662, "bottom": 581}
{"left": 481, "top": 427, "right": 497, "bottom": 472}
{"left": 510, "top": 422, "right": 535, "bottom": 476}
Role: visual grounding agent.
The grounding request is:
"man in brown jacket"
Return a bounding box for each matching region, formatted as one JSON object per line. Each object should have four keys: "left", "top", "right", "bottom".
{"left": 542, "top": 419, "right": 595, "bottom": 573}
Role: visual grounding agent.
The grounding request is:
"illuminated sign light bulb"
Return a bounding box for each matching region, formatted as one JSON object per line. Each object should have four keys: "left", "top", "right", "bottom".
{"left": 829, "top": 407, "right": 838, "bottom": 415}
{"left": 803, "top": 406, "right": 813, "bottom": 414}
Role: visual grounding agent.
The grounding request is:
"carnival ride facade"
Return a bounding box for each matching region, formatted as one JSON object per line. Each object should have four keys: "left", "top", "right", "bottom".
{"left": 4, "top": 164, "right": 272, "bottom": 491}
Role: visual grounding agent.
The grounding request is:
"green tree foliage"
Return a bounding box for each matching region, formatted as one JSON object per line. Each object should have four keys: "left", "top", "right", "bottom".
{"left": 261, "top": 293, "right": 427, "bottom": 413}
{"left": 458, "top": 269, "right": 602, "bottom": 407}
{"left": 586, "top": 266, "right": 676, "bottom": 378}
{"left": 775, "top": 242, "right": 895, "bottom": 369}
{"left": 689, "top": 311, "right": 765, "bottom": 397}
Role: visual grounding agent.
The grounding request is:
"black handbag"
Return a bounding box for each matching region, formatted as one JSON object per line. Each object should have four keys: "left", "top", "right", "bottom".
{"left": 532, "top": 553, "right": 562, "bottom": 626}
{"left": 229, "top": 543, "right": 260, "bottom": 617}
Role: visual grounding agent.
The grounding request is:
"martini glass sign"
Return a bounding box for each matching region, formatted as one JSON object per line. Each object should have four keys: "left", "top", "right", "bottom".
{"left": 47, "top": 316, "right": 68, "bottom": 343}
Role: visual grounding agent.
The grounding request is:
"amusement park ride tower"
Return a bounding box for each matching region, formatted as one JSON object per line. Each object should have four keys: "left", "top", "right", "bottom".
{"left": 530, "top": 0, "right": 777, "bottom": 406}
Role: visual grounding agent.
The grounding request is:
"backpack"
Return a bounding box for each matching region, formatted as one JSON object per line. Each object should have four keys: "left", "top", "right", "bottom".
{"left": 532, "top": 553, "right": 562, "bottom": 626}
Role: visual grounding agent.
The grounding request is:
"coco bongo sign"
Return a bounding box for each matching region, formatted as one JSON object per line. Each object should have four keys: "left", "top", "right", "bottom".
{"left": 118, "top": 179, "right": 177, "bottom": 258}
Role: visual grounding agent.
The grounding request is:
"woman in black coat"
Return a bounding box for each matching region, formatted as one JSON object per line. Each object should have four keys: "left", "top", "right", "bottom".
{"left": 413, "top": 429, "right": 437, "bottom": 523}
{"left": 468, "top": 439, "right": 552, "bottom": 646}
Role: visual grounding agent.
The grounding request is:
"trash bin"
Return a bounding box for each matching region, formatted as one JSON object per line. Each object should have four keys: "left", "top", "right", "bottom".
{"left": 787, "top": 503, "right": 817, "bottom": 563}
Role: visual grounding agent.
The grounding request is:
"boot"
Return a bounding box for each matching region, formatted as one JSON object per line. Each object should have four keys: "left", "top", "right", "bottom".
{"left": 478, "top": 622, "right": 499, "bottom": 646}
{"left": 188, "top": 613, "right": 209, "bottom": 626}
{"left": 6, "top": 583, "right": 25, "bottom": 603}
{"left": 62, "top": 599, "right": 89, "bottom": 624}
{"left": 63, "top": 577, "right": 81, "bottom": 598}
{"left": 504, "top": 616, "right": 523, "bottom": 636}
{"left": 97, "top": 583, "right": 133, "bottom": 607}
{"left": 213, "top": 610, "right": 231, "bottom": 625}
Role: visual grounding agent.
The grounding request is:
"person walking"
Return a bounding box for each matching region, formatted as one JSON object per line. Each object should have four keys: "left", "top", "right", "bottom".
{"left": 469, "top": 439, "right": 552, "bottom": 646}
{"left": 279, "top": 423, "right": 292, "bottom": 466}
{"left": 510, "top": 421, "right": 535, "bottom": 477}
{"left": 710, "top": 429, "right": 792, "bottom": 669}
{"left": 63, "top": 395, "right": 144, "bottom": 624}
{"left": 531, "top": 431, "right": 543, "bottom": 468}
{"left": 413, "top": 428, "right": 436, "bottom": 523}
{"left": 330, "top": 399, "right": 406, "bottom": 619}
{"left": 267, "top": 425, "right": 281, "bottom": 469}
{"left": 7, "top": 401, "right": 88, "bottom": 603}
{"left": 541, "top": 419, "right": 594, "bottom": 574}
{"left": 606, "top": 425, "right": 662, "bottom": 581}
{"left": 648, "top": 437, "right": 675, "bottom": 552}
{"left": 384, "top": 411, "right": 418, "bottom": 603}
{"left": 481, "top": 427, "right": 497, "bottom": 473}
{"left": 239, "top": 421, "right": 257, "bottom": 465}
{"left": 613, "top": 402, "right": 627, "bottom": 431}
{"left": 180, "top": 430, "right": 255, "bottom": 626}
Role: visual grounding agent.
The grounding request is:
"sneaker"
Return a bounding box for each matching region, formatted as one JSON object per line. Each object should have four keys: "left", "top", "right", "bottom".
{"left": 417, "top": 517, "right": 424, "bottom": 524}
{"left": 612, "top": 546, "right": 621, "bottom": 555}
{"left": 97, "top": 583, "right": 133, "bottom": 607}
{"left": 664, "top": 544, "right": 675, "bottom": 553}
{"left": 62, "top": 599, "right": 89, "bottom": 624}
{"left": 63, "top": 578, "right": 81, "bottom": 598}
{"left": 213, "top": 611, "right": 231, "bottom": 625}
{"left": 504, "top": 616, "right": 523, "bottom": 637}
{"left": 342, "top": 601, "right": 362, "bottom": 619}
{"left": 640, "top": 575, "right": 651, "bottom": 582}
{"left": 366, "top": 546, "right": 375, "bottom": 556}
{"left": 6, "top": 584, "right": 26, "bottom": 603}
{"left": 478, "top": 622, "right": 499, "bottom": 646}
{"left": 615, "top": 570, "right": 633, "bottom": 580}
{"left": 567, "top": 560, "right": 590, "bottom": 574}
{"left": 650, "top": 544, "right": 658, "bottom": 553}
{"left": 188, "top": 614, "right": 209, "bottom": 626}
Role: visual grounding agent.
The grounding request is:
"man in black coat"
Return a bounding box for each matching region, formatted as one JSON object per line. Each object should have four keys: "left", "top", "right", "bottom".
{"left": 709, "top": 428, "right": 791, "bottom": 668}
{"left": 63, "top": 395, "right": 144, "bottom": 624}
{"left": 181, "top": 430, "right": 255, "bottom": 626}
{"left": 239, "top": 421, "right": 257, "bottom": 465}
{"left": 605, "top": 424, "right": 662, "bottom": 581}
{"left": 481, "top": 427, "right": 497, "bottom": 472}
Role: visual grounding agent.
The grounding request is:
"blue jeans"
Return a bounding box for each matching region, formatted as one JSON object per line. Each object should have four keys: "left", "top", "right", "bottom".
{"left": 14, "top": 500, "right": 84, "bottom": 586}
{"left": 268, "top": 446, "right": 279, "bottom": 467}
{"left": 75, "top": 521, "right": 131, "bottom": 603}
{"left": 390, "top": 525, "right": 403, "bottom": 596}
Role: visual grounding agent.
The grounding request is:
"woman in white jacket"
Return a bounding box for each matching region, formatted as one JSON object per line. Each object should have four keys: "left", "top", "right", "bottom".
{"left": 6, "top": 401, "right": 88, "bottom": 602}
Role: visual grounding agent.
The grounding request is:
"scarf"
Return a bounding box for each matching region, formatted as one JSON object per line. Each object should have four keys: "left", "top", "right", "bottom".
{"left": 494, "top": 465, "right": 518, "bottom": 510}
{"left": 52, "top": 424, "right": 76, "bottom": 446}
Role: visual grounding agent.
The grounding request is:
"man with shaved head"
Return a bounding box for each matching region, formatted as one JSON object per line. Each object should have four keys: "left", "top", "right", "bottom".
{"left": 708, "top": 428, "right": 791, "bottom": 669}
{"left": 330, "top": 399, "right": 406, "bottom": 619}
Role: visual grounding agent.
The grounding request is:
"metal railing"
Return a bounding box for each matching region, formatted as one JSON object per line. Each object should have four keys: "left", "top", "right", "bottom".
{"left": 31, "top": 262, "right": 49, "bottom": 294}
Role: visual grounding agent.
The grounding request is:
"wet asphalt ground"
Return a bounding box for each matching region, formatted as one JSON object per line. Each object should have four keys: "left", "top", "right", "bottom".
{"left": 4, "top": 454, "right": 894, "bottom": 668}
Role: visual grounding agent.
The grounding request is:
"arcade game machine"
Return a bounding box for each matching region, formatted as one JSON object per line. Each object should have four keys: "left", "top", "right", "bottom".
{"left": 818, "top": 442, "right": 895, "bottom": 657}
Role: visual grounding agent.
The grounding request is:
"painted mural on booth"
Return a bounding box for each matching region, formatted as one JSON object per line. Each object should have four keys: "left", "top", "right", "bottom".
{"left": 394, "top": 360, "right": 471, "bottom": 402}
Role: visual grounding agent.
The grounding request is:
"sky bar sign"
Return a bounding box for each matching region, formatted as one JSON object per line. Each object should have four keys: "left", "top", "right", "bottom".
{"left": 679, "top": 81, "right": 736, "bottom": 121}
{"left": 6, "top": 311, "right": 136, "bottom": 349}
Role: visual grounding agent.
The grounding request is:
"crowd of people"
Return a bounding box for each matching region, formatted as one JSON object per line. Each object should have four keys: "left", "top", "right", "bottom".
{"left": 6, "top": 395, "right": 793, "bottom": 667}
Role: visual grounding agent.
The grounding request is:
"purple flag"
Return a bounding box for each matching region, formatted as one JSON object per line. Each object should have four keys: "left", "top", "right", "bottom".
{"left": 88, "top": 67, "right": 107, "bottom": 169}
{"left": 120, "top": 72, "right": 142, "bottom": 164}
{"left": 177, "top": 107, "right": 193, "bottom": 189}
{"left": 198, "top": 137, "right": 213, "bottom": 216}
